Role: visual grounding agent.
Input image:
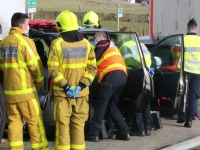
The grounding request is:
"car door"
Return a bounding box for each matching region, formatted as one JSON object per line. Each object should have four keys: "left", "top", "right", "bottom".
{"left": 29, "top": 29, "right": 59, "bottom": 126}
{"left": 150, "top": 34, "right": 187, "bottom": 114}
{"left": 107, "top": 32, "right": 154, "bottom": 112}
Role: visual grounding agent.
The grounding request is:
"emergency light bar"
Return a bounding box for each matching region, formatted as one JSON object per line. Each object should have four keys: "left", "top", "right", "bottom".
{"left": 29, "top": 19, "right": 57, "bottom": 32}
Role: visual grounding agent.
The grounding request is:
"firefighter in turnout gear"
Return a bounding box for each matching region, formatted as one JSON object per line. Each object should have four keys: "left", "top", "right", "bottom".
{"left": 177, "top": 18, "right": 200, "bottom": 128}
{"left": 47, "top": 10, "right": 97, "bottom": 150}
{"left": 0, "top": 12, "right": 49, "bottom": 150}
{"left": 82, "top": 11, "right": 102, "bottom": 28}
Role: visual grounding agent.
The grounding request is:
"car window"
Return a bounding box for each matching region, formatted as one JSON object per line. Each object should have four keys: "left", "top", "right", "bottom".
{"left": 151, "top": 35, "right": 183, "bottom": 72}
{"left": 108, "top": 32, "right": 144, "bottom": 69}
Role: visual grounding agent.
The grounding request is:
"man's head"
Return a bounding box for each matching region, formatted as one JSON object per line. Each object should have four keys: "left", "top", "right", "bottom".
{"left": 119, "top": 26, "right": 132, "bottom": 41}
{"left": 187, "top": 18, "right": 197, "bottom": 33}
{"left": 82, "top": 11, "right": 101, "bottom": 28}
{"left": 119, "top": 27, "right": 131, "bottom": 32}
{"left": 55, "top": 10, "right": 78, "bottom": 33}
{"left": 11, "top": 12, "right": 29, "bottom": 33}
{"left": 93, "top": 32, "right": 108, "bottom": 46}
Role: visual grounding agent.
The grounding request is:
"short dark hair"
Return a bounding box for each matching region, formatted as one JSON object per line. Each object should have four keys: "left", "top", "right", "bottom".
{"left": 119, "top": 27, "right": 131, "bottom": 32}
{"left": 187, "top": 18, "right": 197, "bottom": 30}
{"left": 11, "top": 12, "right": 29, "bottom": 27}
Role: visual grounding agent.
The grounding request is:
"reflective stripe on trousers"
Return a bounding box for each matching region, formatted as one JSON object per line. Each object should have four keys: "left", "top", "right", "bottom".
{"left": 53, "top": 96, "right": 89, "bottom": 150}
{"left": 6, "top": 98, "right": 49, "bottom": 150}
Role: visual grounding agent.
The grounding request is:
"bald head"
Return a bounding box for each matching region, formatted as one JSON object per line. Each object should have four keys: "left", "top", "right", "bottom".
{"left": 94, "top": 32, "right": 108, "bottom": 40}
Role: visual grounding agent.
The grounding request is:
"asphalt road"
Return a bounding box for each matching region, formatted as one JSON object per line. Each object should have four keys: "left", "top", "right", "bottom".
{"left": 1, "top": 116, "right": 200, "bottom": 150}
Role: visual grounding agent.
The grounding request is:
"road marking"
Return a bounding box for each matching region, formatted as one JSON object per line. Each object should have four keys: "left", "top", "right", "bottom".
{"left": 161, "top": 136, "right": 200, "bottom": 150}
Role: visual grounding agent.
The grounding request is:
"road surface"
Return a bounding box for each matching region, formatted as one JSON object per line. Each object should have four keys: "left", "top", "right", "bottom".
{"left": 1, "top": 116, "right": 200, "bottom": 150}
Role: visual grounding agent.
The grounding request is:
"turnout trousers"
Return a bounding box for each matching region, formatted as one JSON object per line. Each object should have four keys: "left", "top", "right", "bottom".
{"left": 53, "top": 96, "right": 89, "bottom": 150}
{"left": 89, "top": 70, "right": 128, "bottom": 136}
{"left": 5, "top": 98, "right": 49, "bottom": 150}
{"left": 186, "top": 72, "right": 200, "bottom": 117}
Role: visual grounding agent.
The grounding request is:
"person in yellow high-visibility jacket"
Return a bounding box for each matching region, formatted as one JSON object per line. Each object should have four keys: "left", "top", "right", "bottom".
{"left": 119, "top": 27, "right": 156, "bottom": 136}
{"left": 0, "top": 12, "right": 49, "bottom": 150}
{"left": 48, "top": 10, "right": 97, "bottom": 150}
{"left": 177, "top": 18, "right": 200, "bottom": 128}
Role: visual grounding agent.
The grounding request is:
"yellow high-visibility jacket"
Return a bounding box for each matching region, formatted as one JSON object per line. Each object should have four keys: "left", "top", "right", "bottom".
{"left": 47, "top": 37, "right": 97, "bottom": 97}
{"left": 0, "top": 27, "right": 44, "bottom": 103}
{"left": 120, "top": 40, "right": 152, "bottom": 69}
{"left": 184, "top": 34, "right": 200, "bottom": 74}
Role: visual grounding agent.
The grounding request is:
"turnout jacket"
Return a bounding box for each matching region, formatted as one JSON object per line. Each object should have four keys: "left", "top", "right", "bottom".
{"left": 0, "top": 27, "right": 44, "bottom": 103}
{"left": 47, "top": 34, "right": 97, "bottom": 97}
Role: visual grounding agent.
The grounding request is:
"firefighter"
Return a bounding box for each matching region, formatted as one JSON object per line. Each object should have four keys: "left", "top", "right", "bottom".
{"left": 47, "top": 10, "right": 97, "bottom": 149}
{"left": 0, "top": 12, "right": 49, "bottom": 149}
{"left": 82, "top": 11, "right": 102, "bottom": 28}
{"left": 119, "top": 27, "right": 156, "bottom": 136}
{"left": 85, "top": 31, "right": 130, "bottom": 142}
{"left": 177, "top": 18, "right": 200, "bottom": 128}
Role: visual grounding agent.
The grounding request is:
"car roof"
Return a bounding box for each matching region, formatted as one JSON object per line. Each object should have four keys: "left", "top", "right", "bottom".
{"left": 79, "top": 28, "right": 114, "bottom": 32}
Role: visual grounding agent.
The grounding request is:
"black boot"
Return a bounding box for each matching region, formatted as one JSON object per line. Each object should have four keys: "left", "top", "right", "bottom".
{"left": 115, "top": 133, "right": 130, "bottom": 141}
{"left": 130, "top": 130, "right": 145, "bottom": 136}
{"left": 184, "top": 116, "right": 193, "bottom": 128}
{"left": 85, "top": 135, "right": 99, "bottom": 142}
{"left": 145, "top": 129, "right": 151, "bottom": 136}
{"left": 177, "top": 113, "right": 186, "bottom": 123}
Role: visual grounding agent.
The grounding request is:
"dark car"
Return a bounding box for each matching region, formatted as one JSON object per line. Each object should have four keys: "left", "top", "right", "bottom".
{"left": 0, "top": 24, "right": 188, "bottom": 141}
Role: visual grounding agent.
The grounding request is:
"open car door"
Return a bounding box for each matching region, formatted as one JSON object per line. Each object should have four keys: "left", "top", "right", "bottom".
{"left": 150, "top": 34, "right": 187, "bottom": 114}
{"left": 107, "top": 32, "right": 154, "bottom": 112}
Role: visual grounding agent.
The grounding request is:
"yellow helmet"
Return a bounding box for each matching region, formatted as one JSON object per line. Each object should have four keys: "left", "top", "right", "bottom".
{"left": 82, "top": 11, "right": 101, "bottom": 28}
{"left": 55, "top": 10, "right": 78, "bottom": 32}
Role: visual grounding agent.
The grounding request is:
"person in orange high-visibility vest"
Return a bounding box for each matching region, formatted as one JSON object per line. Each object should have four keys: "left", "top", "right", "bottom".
{"left": 0, "top": 12, "right": 49, "bottom": 150}
{"left": 85, "top": 31, "right": 130, "bottom": 142}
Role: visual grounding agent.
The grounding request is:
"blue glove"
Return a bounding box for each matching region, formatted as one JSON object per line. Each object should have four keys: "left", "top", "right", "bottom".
{"left": 66, "top": 87, "right": 75, "bottom": 97}
{"left": 63, "top": 84, "right": 74, "bottom": 97}
{"left": 73, "top": 86, "right": 81, "bottom": 98}
{"left": 148, "top": 68, "right": 155, "bottom": 76}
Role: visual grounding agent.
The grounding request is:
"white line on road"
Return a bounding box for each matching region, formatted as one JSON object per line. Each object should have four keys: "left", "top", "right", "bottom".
{"left": 161, "top": 136, "right": 200, "bottom": 150}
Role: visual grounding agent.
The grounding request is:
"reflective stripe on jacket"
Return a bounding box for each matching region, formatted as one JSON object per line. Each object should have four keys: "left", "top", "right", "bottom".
{"left": 48, "top": 37, "right": 97, "bottom": 97}
{"left": 97, "top": 42, "right": 127, "bottom": 82}
{"left": 0, "top": 27, "right": 44, "bottom": 103}
{"left": 120, "top": 40, "right": 151, "bottom": 69}
{"left": 184, "top": 35, "right": 200, "bottom": 74}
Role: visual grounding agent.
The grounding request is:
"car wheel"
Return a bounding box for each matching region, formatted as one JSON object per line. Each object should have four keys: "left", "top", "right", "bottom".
{"left": 0, "top": 83, "right": 6, "bottom": 142}
{"left": 197, "top": 98, "right": 200, "bottom": 117}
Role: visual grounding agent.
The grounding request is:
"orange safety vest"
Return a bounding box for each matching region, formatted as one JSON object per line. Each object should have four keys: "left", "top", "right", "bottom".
{"left": 97, "top": 45, "right": 127, "bottom": 82}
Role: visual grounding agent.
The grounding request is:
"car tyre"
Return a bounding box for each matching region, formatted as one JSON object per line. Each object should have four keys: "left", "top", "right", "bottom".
{"left": 0, "top": 83, "right": 6, "bottom": 142}
{"left": 197, "top": 98, "right": 200, "bottom": 117}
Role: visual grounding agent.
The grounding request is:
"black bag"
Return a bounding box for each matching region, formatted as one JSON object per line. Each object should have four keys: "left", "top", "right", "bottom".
{"left": 151, "top": 111, "right": 163, "bottom": 130}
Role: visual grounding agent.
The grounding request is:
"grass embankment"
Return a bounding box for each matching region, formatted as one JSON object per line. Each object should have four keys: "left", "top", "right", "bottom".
{"left": 34, "top": 0, "right": 149, "bottom": 36}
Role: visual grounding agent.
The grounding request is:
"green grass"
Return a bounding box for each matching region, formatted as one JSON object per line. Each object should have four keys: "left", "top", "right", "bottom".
{"left": 102, "top": 20, "right": 148, "bottom": 35}
{"left": 34, "top": 0, "right": 149, "bottom": 36}
{"left": 36, "top": 0, "right": 148, "bottom": 14}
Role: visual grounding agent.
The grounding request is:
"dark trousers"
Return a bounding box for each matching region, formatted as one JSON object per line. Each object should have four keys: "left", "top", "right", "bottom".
{"left": 132, "top": 104, "right": 152, "bottom": 131}
{"left": 89, "top": 70, "right": 128, "bottom": 136}
{"left": 186, "top": 72, "right": 200, "bottom": 117}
